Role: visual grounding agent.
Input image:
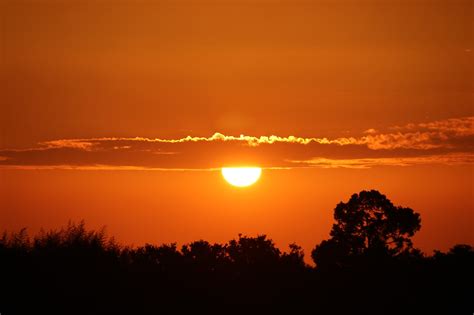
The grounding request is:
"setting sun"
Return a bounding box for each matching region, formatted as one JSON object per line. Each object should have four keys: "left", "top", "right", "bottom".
{"left": 221, "top": 167, "right": 262, "bottom": 187}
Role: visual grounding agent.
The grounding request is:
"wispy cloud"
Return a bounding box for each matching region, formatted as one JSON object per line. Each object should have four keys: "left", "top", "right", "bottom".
{"left": 358, "top": 116, "right": 474, "bottom": 150}
{"left": 38, "top": 133, "right": 349, "bottom": 148}
{"left": 1, "top": 117, "right": 472, "bottom": 170}
{"left": 36, "top": 116, "right": 473, "bottom": 151}
{"left": 290, "top": 153, "right": 474, "bottom": 169}
{"left": 41, "top": 139, "right": 96, "bottom": 151}
{"left": 391, "top": 117, "right": 474, "bottom": 135}
{"left": 0, "top": 165, "right": 221, "bottom": 171}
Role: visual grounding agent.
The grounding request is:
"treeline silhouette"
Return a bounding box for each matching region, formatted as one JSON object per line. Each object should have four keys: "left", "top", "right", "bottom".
{"left": 1, "top": 190, "right": 472, "bottom": 314}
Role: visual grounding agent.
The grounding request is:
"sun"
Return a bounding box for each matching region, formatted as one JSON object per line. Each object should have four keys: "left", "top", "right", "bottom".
{"left": 221, "top": 167, "right": 262, "bottom": 187}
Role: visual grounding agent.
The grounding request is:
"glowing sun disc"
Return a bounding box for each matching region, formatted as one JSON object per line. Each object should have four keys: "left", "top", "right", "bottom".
{"left": 221, "top": 167, "right": 262, "bottom": 187}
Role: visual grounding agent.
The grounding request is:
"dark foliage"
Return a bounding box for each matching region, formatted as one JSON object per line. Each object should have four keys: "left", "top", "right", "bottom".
{"left": 1, "top": 191, "right": 472, "bottom": 315}
{"left": 312, "top": 190, "right": 422, "bottom": 269}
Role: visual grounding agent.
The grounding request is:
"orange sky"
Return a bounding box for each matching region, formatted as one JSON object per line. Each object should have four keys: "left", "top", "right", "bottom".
{"left": 1, "top": 0, "right": 473, "bottom": 258}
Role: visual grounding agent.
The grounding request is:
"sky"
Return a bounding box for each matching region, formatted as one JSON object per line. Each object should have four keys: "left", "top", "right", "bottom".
{"left": 1, "top": 0, "right": 473, "bottom": 258}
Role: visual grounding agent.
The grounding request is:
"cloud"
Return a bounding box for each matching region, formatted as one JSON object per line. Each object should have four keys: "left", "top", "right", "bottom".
{"left": 290, "top": 153, "right": 474, "bottom": 169}
{"left": 357, "top": 116, "right": 474, "bottom": 150}
{"left": 392, "top": 116, "right": 474, "bottom": 136}
{"left": 363, "top": 128, "right": 378, "bottom": 134}
{"left": 38, "top": 133, "right": 347, "bottom": 148}
{"left": 40, "top": 139, "right": 96, "bottom": 151}
{"left": 356, "top": 131, "right": 455, "bottom": 150}
{"left": 0, "top": 117, "right": 472, "bottom": 170}
{"left": 0, "top": 164, "right": 220, "bottom": 171}
{"left": 35, "top": 116, "right": 473, "bottom": 151}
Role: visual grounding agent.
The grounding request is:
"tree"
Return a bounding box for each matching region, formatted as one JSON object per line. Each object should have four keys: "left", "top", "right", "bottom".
{"left": 312, "top": 190, "right": 421, "bottom": 267}
{"left": 281, "top": 243, "right": 306, "bottom": 269}
{"left": 227, "top": 234, "right": 281, "bottom": 267}
{"left": 181, "top": 240, "right": 227, "bottom": 272}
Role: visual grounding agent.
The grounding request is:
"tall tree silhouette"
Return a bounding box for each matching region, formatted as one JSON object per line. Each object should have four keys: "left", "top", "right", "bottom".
{"left": 312, "top": 190, "right": 421, "bottom": 268}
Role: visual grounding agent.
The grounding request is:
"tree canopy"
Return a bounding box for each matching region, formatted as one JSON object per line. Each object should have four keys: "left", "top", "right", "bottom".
{"left": 312, "top": 190, "right": 421, "bottom": 268}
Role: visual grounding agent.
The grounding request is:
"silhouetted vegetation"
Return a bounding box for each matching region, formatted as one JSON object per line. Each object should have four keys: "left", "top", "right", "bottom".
{"left": 1, "top": 190, "right": 472, "bottom": 314}
{"left": 312, "top": 190, "right": 421, "bottom": 270}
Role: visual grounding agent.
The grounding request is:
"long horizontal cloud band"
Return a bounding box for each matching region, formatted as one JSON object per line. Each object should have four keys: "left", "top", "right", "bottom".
{"left": 1, "top": 117, "right": 473, "bottom": 170}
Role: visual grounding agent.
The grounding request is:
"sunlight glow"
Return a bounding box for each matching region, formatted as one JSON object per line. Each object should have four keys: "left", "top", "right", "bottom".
{"left": 221, "top": 167, "right": 262, "bottom": 187}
